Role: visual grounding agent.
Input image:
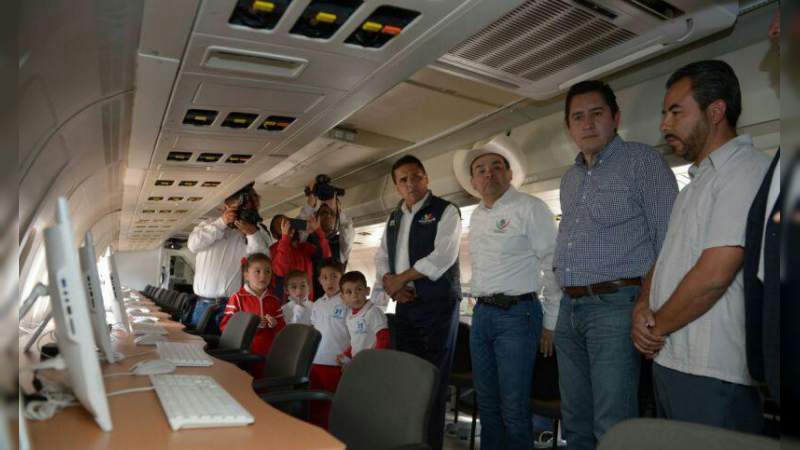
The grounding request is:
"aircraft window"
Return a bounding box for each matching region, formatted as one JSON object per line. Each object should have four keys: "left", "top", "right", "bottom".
{"left": 290, "top": 0, "right": 363, "bottom": 40}
{"left": 221, "top": 112, "right": 258, "bottom": 129}
{"left": 183, "top": 109, "right": 218, "bottom": 126}
{"left": 179, "top": 180, "right": 198, "bottom": 187}
{"left": 225, "top": 154, "right": 252, "bottom": 164}
{"left": 259, "top": 115, "right": 295, "bottom": 131}
{"left": 197, "top": 153, "right": 223, "bottom": 163}
{"left": 345, "top": 5, "right": 419, "bottom": 49}
{"left": 155, "top": 180, "right": 174, "bottom": 186}
{"left": 166, "top": 151, "right": 192, "bottom": 162}
{"left": 229, "top": 0, "right": 292, "bottom": 30}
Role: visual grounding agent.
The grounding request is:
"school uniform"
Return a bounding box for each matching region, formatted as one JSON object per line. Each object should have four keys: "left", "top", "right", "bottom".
{"left": 280, "top": 297, "right": 313, "bottom": 325}
{"left": 309, "top": 292, "right": 349, "bottom": 428}
{"left": 342, "top": 301, "right": 390, "bottom": 358}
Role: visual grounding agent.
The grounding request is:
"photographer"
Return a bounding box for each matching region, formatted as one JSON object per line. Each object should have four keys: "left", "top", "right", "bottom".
{"left": 187, "top": 182, "right": 274, "bottom": 332}
{"left": 298, "top": 175, "right": 354, "bottom": 268}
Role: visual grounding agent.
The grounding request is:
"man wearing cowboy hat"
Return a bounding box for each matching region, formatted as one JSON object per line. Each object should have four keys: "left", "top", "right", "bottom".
{"left": 371, "top": 155, "right": 462, "bottom": 450}
{"left": 554, "top": 80, "right": 677, "bottom": 450}
{"left": 459, "top": 135, "right": 561, "bottom": 450}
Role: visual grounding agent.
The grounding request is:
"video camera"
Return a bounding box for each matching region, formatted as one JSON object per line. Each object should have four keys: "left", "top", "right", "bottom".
{"left": 227, "top": 182, "right": 263, "bottom": 228}
{"left": 304, "top": 174, "right": 345, "bottom": 201}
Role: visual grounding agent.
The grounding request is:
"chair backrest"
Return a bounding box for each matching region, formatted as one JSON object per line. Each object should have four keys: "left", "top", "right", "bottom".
{"left": 218, "top": 312, "right": 259, "bottom": 351}
{"left": 451, "top": 321, "right": 471, "bottom": 373}
{"left": 197, "top": 303, "right": 220, "bottom": 334}
{"left": 598, "top": 419, "right": 778, "bottom": 450}
{"left": 531, "top": 352, "right": 559, "bottom": 401}
{"left": 329, "top": 349, "right": 438, "bottom": 450}
{"left": 262, "top": 324, "right": 321, "bottom": 380}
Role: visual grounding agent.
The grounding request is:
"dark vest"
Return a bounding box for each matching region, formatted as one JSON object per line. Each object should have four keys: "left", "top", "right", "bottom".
{"left": 386, "top": 194, "right": 461, "bottom": 320}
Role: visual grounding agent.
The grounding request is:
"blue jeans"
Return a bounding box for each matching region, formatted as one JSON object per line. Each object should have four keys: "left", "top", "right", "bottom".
{"left": 553, "top": 286, "right": 641, "bottom": 450}
{"left": 190, "top": 297, "right": 225, "bottom": 332}
{"left": 470, "top": 296, "right": 542, "bottom": 450}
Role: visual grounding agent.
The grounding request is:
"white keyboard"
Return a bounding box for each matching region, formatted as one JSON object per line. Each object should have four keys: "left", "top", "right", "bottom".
{"left": 149, "top": 374, "right": 254, "bottom": 430}
{"left": 131, "top": 323, "right": 167, "bottom": 335}
{"left": 156, "top": 342, "right": 213, "bottom": 367}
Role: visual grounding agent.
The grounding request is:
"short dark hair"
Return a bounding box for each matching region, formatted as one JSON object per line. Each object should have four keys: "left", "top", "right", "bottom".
{"left": 339, "top": 271, "right": 367, "bottom": 289}
{"left": 470, "top": 152, "right": 511, "bottom": 176}
{"left": 285, "top": 269, "right": 308, "bottom": 284}
{"left": 564, "top": 80, "right": 619, "bottom": 123}
{"left": 269, "top": 214, "right": 287, "bottom": 239}
{"left": 242, "top": 252, "right": 271, "bottom": 271}
{"left": 319, "top": 258, "right": 345, "bottom": 275}
{"left": 666, "top": 60, "right": 741, "bottom": 128}
{"left": 391, "top": 155, "right": 426, "bottom": 184}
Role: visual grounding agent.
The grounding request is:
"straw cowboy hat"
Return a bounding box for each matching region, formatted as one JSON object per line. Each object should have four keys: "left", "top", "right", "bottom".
{"left": 453, "top": 134, "right": 527, "bottom": 199}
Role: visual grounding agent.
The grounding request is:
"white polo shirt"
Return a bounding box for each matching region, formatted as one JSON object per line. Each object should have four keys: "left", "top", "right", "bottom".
{"left": 281, "top": 298, "right": 313, "bottom": 325}
{"left": 310, "top": 293, "right": 350, "bottom": 365}
{"left": 346, "top": 301, "right": 388, "bottom": 357}
{"left": 650, "top": 135, "right": 770, "bottom": 385}
{"left": 468, "top": 187, "right": 562, "bottom": 329}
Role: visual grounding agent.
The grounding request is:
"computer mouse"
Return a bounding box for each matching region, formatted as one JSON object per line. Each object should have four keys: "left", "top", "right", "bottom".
{"left": 130, "top": 359, "right": 176, "bottom": 376}
{"left": 134, "top": 334, "right": 167, "bottom": 346}
{"left": 133, "top": 316, "right": 158, "bottom": 324}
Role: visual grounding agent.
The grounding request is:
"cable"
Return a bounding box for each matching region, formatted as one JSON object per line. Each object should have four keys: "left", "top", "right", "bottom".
{"left": 106, "top": 386, "right": 155, "bottom": 397}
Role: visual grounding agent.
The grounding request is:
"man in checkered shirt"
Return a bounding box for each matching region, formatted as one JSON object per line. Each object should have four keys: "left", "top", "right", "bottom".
{"left": 552, "top": 80, "right": 678, "bottom": 450}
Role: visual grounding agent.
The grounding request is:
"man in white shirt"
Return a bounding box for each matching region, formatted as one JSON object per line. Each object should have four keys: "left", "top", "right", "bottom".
{"left": 463, "top": 138, "right": 561, "bottom": 450}
{"left": 187, "top": 183, "right": 273, "bottom": 331}
{"left": 635, "top": 60, "right": 770, "bottom": 432}
{"left": 371, "top": 155, "right": 462, "bottom": 450}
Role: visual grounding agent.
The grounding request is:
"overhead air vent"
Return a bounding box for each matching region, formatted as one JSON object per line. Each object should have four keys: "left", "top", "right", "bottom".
{"left": 203, "top": 47, "right": 308, "bottom": 79}
{"left": 168, "top": 196, "right": 184, "bottom": 201}
{"left": 345, "top": 6, "right": 420, "bottom": 48}
{"left": 222, "top": 112, "right": 258, "bottom": 129}
{"left": 201, "top": 181, "right": 221, "bottom": 187}
{"left": 166, "top": 151, "right": 192, "bottom": 162}
{"left": 159, "top": 209, "right": 173, "bottom": 214}
{"left": 435, "top": 0, "right": 737, "bottom": 99}
{"left": 155, "top": 179, "right": 174, "bottom": 186}
{"left": 225, "top": 154, "right": 253, "bottom": 164}
{"left": 183, "top": 109, "right": 218, "bottom": 126}
{"left": 291, "top": 0, "right": 363, "bottom": 40}
{"left": 197, "top": 153, "right": 223, "bottom": 163}
{"left": 259, "top": 115, "right": 295, "bottom": 131}
{"left": 147, "top": 196, "right": 164, "bottom": 202}
{"left": 179, "top": 180, "right": 198, "bottom": 187}
{"left": 187, "top": 196, "right": 203, "bottom": 202}
{"left": 229, "top": 0, "right": 293, "bottom": 30}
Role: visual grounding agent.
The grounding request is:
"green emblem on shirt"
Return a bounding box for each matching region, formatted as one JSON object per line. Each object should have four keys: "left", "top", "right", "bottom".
{"left": 496, "top": 218, "right": 511, "bottom": 231}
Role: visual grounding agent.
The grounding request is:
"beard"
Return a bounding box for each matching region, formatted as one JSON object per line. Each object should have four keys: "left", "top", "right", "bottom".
{"left": 669, "top": 118, "right": 710, "bottom": 163}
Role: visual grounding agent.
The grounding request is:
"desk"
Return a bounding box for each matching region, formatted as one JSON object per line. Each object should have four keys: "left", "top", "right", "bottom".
{"left": 28, "top": 295, "right": 344, "bottom": 450}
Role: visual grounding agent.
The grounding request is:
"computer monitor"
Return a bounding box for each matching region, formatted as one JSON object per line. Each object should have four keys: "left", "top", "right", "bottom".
{"left": 78, "top": 231, "right": 117, "bottom": 364}
{"left": 100, "top": 249, "right": 130, "bottom": 333}
{"left": 43, "top": 197, "right": 113, "bottom": 432}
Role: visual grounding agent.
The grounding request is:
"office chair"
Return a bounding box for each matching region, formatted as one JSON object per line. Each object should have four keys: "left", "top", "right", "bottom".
{"left": 262, "top": 349, "right": 436, "bottom": 450}
{"left": 252, "top": 324, "right": 321, "bottom": 417}
{"left": 204, "top": 311, "right": 258, "bottom": 351}
{"left": 598, "top": 418, "right": 778, "bottom": 450}
{"left": 449, "top": 321, "right": 478, "bottom": 450}
{"left": 184, "top": 303, "right": 220, "bottom": 336}
{"left": 531, "top": 351, "right": 561, "bottom": 449}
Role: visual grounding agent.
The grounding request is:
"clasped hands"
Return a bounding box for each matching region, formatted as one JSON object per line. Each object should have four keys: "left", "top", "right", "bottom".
{"left": 382, "top": 272, "right": 416, "bottom": 304}
{"left": 631, "top": 298, "right": 665, "bottom": 359}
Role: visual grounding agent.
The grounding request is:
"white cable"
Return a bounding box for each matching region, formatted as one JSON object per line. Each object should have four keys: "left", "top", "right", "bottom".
{"left": 106, "top": 386, "right": 154, "bottom": 397}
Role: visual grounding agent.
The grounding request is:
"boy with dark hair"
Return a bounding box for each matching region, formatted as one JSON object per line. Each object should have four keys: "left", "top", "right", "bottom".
{"left": 336, "top": 271, "right": 390, "bottom": 365}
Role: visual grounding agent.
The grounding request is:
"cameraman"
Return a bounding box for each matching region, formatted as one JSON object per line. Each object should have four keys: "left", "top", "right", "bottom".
{"left": 299, "top": 175, "right": 354, "bottom": 267}
{"left": 187, "top": 182, "right": 274, "bottom": 332}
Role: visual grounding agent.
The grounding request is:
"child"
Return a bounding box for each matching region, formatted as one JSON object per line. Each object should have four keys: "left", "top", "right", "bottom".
{"left": 309, "top": 259, "right": 349, "bottom": 428}
{"left": 280, "top": 269, "right": 313, "bottom": 325}
{"left": 269, "top": 214, "right": 331, "bottom": 299}
{"left": 336, "top": 271, "right": 390, "bottom": 366}
{"left": 220, "top": 253, "right": 285, "bottom": 377}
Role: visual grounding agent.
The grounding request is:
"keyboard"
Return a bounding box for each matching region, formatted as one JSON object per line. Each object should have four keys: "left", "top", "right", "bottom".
{"left": 156, "top": 342, "right": 213, "bottom": 367}
{"left": 149, "top": 374, "right": 254, "bottom": 430}
{"left": 131, "top": 323, "right": 167, "bottom": 335}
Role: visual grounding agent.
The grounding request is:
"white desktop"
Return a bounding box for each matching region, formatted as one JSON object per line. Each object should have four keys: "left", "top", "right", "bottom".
{"left": 78, "top": 231, "right": 117, "bottom": 364}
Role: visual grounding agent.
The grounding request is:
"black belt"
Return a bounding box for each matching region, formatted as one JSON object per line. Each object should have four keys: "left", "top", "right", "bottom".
{"left": 476, "top": 293, "right": 536, "bottom": 310}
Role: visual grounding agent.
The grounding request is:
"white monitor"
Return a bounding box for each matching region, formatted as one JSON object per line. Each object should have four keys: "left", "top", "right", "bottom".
{"left": 43, "top": 198, "right": 113, "bottom": 431}
{"left": 100, "top": 250, "right": 130, "bottom": 333}
{"left": 78, "top": 231, "right": 117, "bottom": 364}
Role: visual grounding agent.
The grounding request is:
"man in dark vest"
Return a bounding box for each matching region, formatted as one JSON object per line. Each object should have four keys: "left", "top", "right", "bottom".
{"left": 372, "top": 155, "right": 462, "bottom": 450}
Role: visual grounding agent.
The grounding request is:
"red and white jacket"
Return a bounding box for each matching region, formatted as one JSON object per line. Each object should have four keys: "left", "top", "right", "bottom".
{"left": 220, "top": 285, "right": 285, "bottom": 357}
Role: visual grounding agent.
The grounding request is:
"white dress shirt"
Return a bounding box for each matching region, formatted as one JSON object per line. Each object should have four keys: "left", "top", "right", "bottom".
{"left": 299, "top": 204, "right": 355, "bottom": 263}
{"left": 371, "top": 192, "right": 462, "bottom": 306}
{"left": 468, "top": 187, "right": 562, "bottom": 330}
{"left": 187, "top": 217, "right": 273, "bottom": 298}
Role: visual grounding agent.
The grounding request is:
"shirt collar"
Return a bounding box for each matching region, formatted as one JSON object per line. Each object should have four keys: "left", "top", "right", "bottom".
{"left": 479, "top": 185, "right": 517, "bottom": 210}
{"left": 574, "top": 135, "right": 623, "bottom": 167}
{"left": 244, "top": 284, "right": 268, "bottom": 300}
{"left": 402, "top": 191, "right": 431, "bottom": 215}
{"left": 690, "top": 134, "right": 751, "bottom": 178}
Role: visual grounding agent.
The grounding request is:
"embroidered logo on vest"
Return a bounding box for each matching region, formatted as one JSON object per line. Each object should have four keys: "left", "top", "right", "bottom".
{"left": 418, "top": 213, "right": 437, "bottom": 225}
